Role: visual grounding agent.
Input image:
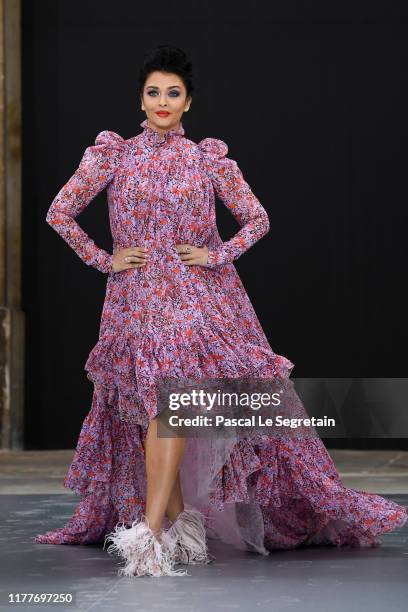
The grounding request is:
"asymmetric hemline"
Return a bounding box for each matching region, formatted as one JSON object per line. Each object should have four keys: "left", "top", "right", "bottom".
{"left": 35, "top": 119, "right": 407, "bottom": 553}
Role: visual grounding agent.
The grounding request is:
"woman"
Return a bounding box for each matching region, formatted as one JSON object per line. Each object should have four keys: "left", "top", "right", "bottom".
{"left": 35, "top": 45, "right": 407, "bottom": 577}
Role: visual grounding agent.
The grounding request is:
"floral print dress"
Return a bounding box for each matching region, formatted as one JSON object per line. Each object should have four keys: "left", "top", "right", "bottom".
{"left": 34, "top": 119, "right": 407, "bottom": 553}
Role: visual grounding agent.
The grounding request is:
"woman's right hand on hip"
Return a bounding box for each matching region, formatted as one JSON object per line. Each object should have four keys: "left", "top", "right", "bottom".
{"left": 112, "top": 247, "right": 150, "bottom": 272}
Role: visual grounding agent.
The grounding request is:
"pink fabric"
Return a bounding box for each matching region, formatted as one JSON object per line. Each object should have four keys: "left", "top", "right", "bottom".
{"left": 35, "top": 120, "right": 407, "bottom": 552}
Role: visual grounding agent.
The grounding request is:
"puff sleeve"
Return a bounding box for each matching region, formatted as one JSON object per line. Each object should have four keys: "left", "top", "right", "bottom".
{"left": 45, "top": 131, "right": 126, "bottom": 274}
{"left": 198, "top": 137, "right": 270, "bottom": 268}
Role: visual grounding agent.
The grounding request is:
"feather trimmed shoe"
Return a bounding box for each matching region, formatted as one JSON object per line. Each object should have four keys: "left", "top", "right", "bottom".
{"left": 103, "top": 516, "right": 189, "bottom": 577}
{"left": 165, "top": 506, "right": 214, "bottom": 565}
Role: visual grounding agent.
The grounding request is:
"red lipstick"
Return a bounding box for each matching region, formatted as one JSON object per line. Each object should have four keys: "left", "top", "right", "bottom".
{"left": 156, "top": 111, "right": 170, "bottom": 117}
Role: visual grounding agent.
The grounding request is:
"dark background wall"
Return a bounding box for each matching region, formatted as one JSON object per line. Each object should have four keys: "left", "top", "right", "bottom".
{"left": 22, "top": 0, "right": 408, "bottom": 449}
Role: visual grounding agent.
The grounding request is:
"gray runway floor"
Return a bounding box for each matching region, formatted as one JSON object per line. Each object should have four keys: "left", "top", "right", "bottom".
{"left": 0, "top": 451, "right": 407, "bottom": 611}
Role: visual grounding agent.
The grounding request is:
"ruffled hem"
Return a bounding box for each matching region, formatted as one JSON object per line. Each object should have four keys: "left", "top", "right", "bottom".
{"left": 205, "top": 435, "right": 407, "bottom": 549}
{"left": 34, "top": 386, "right": 149, "bottom": 545}
{"left": 34, "top": 320, "right": 407, "bottom": 551}
{"left": 84, "top": 321, "right": 295, "bottom": 426}
{"left": 34, "top": 490, "right": 118, "bottom": 545}
{"left": 34, "top": 382, "right": 408, "bottom": 550}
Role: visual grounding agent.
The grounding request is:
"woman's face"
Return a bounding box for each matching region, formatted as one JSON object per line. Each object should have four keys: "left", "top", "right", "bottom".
{"left": 141, "top": 71, "right": 191, "bottom": 135}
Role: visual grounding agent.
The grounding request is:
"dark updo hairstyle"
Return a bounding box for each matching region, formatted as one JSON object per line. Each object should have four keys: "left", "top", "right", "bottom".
{"left": 137, "top": 44, "right": 194, "bottom": 100}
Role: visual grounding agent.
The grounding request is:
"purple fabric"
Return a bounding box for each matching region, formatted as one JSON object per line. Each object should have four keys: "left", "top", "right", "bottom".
{"left": 35, "top": 120, "right": 407, "bottom": 552}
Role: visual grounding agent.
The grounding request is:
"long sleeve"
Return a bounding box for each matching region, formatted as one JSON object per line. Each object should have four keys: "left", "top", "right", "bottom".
{"left": 45, "top": 130, "right": 126, "bottom": 273}
{"left": 198, "top": 137, "right": 270, "bottom": 268}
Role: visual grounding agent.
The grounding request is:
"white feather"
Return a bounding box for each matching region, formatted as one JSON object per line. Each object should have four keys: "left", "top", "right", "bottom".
{"left": 103, "top": 515, "right": 189, "bottom": 577}
{"left": 166, "top": 506, "right": 214, "bottom": 565}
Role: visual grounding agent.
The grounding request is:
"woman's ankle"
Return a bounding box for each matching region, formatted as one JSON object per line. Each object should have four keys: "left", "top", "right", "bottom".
{"left": 167, "top": 505, "right": 185, "bottom": 523}
{"left": 145, "top": 517, "right": 163, "bottom": 538}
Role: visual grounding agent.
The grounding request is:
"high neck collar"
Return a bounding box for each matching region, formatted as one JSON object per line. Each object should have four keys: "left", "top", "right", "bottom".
{"left": 140, "top": 118, "right": 185, "bottom": 147}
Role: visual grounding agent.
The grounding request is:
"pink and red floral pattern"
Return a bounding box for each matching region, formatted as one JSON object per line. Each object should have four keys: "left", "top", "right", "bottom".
{"left": 35, "top": 119, "right": 407, "bottom": 552}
